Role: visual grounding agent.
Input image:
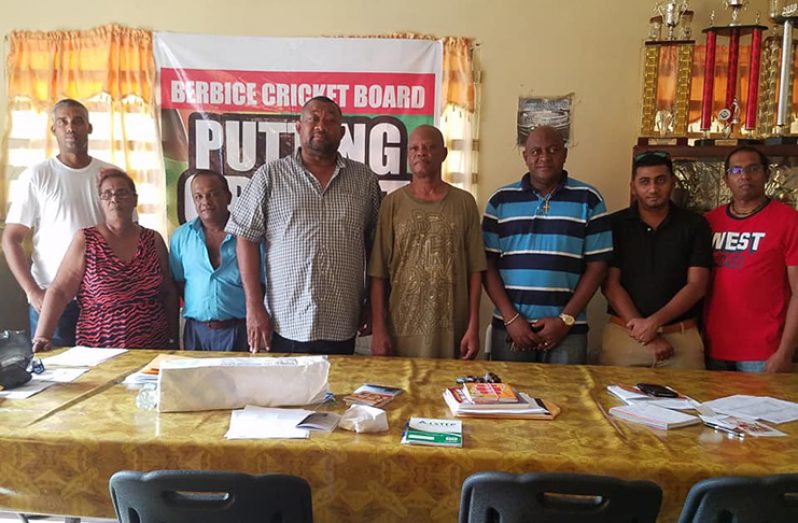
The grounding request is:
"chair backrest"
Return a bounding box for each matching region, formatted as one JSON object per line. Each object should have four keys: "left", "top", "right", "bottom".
{"left": 109, "top": 469, "right": 313, "bottom": 523}
{"left": 459, "top": 471, "right": 662, "bottom": 523}
{"left": 678, "top": 474, "right": 798, "bottom": 523}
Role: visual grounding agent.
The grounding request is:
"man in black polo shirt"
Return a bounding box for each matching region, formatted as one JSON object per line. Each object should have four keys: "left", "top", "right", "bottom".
{"left": 601, "top": 151, "right": 713, "bottom": 368}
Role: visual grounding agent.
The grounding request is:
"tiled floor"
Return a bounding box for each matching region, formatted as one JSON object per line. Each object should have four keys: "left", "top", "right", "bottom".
{"left": 0, "top": 513, "right": 112, "bottom": 523}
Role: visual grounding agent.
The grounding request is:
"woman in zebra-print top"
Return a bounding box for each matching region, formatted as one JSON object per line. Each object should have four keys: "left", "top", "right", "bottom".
{"left": 32, "top": 169, "right": 178, "bottom": 352}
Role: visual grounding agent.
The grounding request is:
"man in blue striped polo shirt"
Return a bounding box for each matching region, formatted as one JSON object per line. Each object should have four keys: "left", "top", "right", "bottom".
{"left": 483, "top": 126, "right": 613, "bottom": 364}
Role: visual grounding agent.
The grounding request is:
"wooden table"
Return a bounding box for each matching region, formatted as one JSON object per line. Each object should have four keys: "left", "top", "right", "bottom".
{"left": 1, "top": 350, "right": 796, "bottom": 522}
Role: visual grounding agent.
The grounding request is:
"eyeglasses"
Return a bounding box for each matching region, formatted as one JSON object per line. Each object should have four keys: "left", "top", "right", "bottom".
{"left": 634, "top": 150, "right": 671, "bottom": 162}
{"left": 726, "top": 164, "right": 765, "bottom": 176}
{"left": 99, "top": 189, "right": 135, "bottom": 201}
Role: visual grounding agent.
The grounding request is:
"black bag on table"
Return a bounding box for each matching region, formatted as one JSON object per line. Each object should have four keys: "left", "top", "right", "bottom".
{"left": 0, "top": 330, "right": 32, "bottom": 390}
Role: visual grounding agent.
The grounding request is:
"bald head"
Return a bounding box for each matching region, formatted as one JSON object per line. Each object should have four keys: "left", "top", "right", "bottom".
{"left": 408, "top": 125, "right": 448, "bottom": 179}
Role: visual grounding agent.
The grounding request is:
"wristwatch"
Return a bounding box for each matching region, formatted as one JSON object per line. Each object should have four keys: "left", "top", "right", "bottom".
{"left": 558, "top": 313, "right": 575, "bottom": 327}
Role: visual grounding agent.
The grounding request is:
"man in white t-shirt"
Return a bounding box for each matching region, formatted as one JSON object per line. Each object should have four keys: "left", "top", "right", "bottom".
{"left": 2, "top": 99, "right": 117, "bottom": 346}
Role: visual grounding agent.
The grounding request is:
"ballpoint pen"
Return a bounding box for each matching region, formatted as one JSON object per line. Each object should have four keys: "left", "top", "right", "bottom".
{"left": 703, "top": 421, "right": 745, "bottom": 439}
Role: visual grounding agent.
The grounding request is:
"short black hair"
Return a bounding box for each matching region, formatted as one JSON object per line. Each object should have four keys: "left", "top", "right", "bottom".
{"left": 632, "top": 151, "right": 673, "bottom": 179}
{"left": 191, "top": 169, "right": 231, "bottom": 197}
{"left": 301, "top": 96, "right": 342, "bottom": 118}
{"left": 724, "top": 146, "right": 769, "bottom": 174}
{"left": 52, "top": 99, "right": 89, "bottom": 122}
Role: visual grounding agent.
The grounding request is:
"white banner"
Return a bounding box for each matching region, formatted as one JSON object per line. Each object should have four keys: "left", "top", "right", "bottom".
{"left": 153, "top": 33, "right": 443, "bottom": 229}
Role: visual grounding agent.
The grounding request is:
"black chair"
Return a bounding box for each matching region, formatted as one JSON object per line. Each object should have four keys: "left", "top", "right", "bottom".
{"left": 109, "top": 470, "right": 313, "bottom": 523}
{"left": 678, "top": 474, "right": 798, "bottom": 523}
{"left": 459, "top": 471, "right": 662, "bottom": 523}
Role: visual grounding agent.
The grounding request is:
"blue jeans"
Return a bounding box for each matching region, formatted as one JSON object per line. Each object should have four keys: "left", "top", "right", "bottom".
{"left": 706, "top": 357, "right": 767, "bottom": 373}
{"left": 491, "top": 324, "right": 587, "bottom": 364}
{"left": 29, "top": 300, "right": 79, "bottom": 347}
{"left": 270, "top": 332, "right": 355, "bottom": 355}
{"left": 183, "top": 318, "right": 248, "bottom": 352}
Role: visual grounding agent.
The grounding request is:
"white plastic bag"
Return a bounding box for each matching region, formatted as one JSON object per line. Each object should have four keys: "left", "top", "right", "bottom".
{"left": 158, "top": 355, "right": 330, "bottom": 412}
{"left": 338, "top": 404, "right": 389, "bottom": 433}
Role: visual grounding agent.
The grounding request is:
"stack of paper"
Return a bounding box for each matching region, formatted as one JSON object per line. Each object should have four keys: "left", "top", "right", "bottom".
{"left": 444, "top": 387, "right": 552, "bottom": 419}
{"left": 702, "top": 395, "right": 798, "bottom": 425}
{"left": 609, "top": 403, "right": 700, "bottom": 430}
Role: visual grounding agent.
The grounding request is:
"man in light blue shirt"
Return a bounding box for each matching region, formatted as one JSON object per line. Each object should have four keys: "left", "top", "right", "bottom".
{"left": 169, "top": 170, "right": 263, "bottom": 351}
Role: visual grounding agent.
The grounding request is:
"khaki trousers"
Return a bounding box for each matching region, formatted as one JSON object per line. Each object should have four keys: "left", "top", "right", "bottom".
{"left": 600, "top": 320, "right": 705, "bottom": 369}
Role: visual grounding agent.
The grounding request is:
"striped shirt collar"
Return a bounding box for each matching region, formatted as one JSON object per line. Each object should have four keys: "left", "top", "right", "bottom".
{"left": 520, "top": 170, "right": 569, "bottom": 199}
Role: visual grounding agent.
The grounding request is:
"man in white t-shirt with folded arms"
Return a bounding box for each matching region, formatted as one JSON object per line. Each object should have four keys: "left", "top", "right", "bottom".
{"left": 2, "top": 99, "right": 117, "bottom": 347}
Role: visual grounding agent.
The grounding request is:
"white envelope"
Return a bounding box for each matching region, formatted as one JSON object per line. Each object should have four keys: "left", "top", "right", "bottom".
{"left": 157, "top": 355, "right": 330, "bottom": 412}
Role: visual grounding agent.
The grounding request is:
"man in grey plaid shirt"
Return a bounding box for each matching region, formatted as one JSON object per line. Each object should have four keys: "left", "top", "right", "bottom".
{"left": 226, "top": 96, "right": 381, "bottom": 354}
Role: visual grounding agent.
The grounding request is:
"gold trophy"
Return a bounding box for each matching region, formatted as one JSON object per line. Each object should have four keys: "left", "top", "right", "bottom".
{"left": 639, "top": 0, "right": 695, "bottom": 145}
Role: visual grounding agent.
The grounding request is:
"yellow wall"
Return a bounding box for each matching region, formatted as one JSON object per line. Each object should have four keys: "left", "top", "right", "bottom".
{"left": 0, "top": 0, "right": 771, "bottom": 347}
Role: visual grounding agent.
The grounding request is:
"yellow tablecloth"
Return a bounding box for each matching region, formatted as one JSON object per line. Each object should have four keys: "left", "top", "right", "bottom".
{"left": 1, "top": 350, "right": 796, "bottom": 522}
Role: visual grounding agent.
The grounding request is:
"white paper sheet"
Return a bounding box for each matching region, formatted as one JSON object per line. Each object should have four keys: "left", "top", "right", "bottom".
{"left": 30, "top": 367, "right": 90, "bottom": 383}
{"left": 702, "top": 395, "right": 798, "bottom": 424}
{"left": 0, "top": 379, "right": 57, "bottom": 399}
{"left": 42, "top": 347, "right": 127, "bottom": 367}
{"left": 225, "top": 405, "right": 312, "bottom": 439}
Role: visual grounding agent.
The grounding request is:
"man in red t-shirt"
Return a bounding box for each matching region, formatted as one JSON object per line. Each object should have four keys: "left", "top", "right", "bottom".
{"left": 704, "top": 146, "right": 798, "bottom": 372}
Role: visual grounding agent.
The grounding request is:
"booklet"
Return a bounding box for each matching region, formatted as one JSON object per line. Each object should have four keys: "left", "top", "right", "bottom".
{"left": 401, "top": 417, "right": 462, "bottom": 447}
{"left": 343, "top": 383, "right": 403, "bottom": 408}
{"left": 462, "top": 382, "right": 519, "bottom": 404}
{"left": 609, "top": 403, "right": 700, "bottom": 430}
{"left": 296, "top": 411, "right": 341, "bottom": 432}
